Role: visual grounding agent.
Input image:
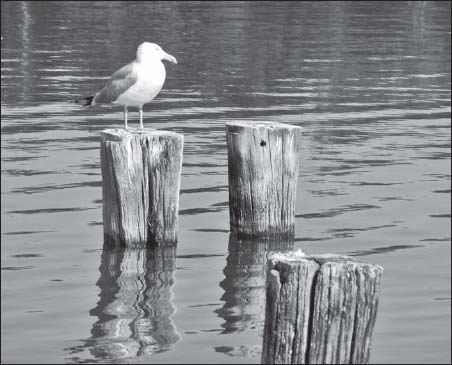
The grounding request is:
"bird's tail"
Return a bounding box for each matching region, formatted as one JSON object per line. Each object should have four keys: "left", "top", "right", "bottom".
{"left": 75, "top": 95, "right": 94, "bottom": 106}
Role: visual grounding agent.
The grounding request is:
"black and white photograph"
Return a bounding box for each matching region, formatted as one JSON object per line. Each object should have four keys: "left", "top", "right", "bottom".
{"left": 1, "top": 1, "right": 451, "bottom": 364}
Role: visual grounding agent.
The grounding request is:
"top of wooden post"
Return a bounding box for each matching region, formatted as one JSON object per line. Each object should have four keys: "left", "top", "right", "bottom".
{"left": 101, "top": 128, "right": 183, "bottom": 141}
{"left": 226, "top": 121, "right": 301, "bottom": 131}
{"left": 267, "top": 249, "right": 384, "bottom": 272}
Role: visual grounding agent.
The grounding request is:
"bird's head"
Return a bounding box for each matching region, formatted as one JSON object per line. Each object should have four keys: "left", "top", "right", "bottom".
{"left": 136, "top": 42, "right": 177, "bottom": 64}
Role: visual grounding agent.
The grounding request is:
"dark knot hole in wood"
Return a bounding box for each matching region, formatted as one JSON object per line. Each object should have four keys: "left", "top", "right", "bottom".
{"left": 260, "top": 140, "right": 267, "bottom": 147}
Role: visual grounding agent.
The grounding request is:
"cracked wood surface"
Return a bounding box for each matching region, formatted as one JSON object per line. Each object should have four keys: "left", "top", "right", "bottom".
{"left": 226, "top": 121, "right": 302, "bottom": 238}
{"left": 261, "top": 251, "right": 383, "bottom": 364}
{"left": 100, "top": 128, "right": 183, "bottom": 247}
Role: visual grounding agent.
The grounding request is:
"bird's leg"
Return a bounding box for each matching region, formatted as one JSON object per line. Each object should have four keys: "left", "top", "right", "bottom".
{"left": 139, "top": 106, "right": 144, "bottom": 130}
{"left": 124, "top": 106, "right": 128, "bottom": 130}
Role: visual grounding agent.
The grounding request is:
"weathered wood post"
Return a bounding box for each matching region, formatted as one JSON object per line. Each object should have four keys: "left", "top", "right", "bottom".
{"left": 226, "top": 121, "right": 302, "bottom": 238}
{"left": 100, "top": 128, "right": 183, "bottom": 247}
{"left": 261, "top": 251, "right": 383, "bottom": 365}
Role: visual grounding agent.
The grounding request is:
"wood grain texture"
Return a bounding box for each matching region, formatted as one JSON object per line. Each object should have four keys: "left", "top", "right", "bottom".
{"left": 226, "top": 121, "right": 302, "bottom": 238}
{"left": 100, "top": 128, "right": 183, "bottom": 247}
{"left": 261, "top": 252, "right": 383, "bottom": 364}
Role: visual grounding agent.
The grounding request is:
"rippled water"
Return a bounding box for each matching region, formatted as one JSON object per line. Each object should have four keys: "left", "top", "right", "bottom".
{"left": 1, "top": 1, "right": 451, "bottom": 364}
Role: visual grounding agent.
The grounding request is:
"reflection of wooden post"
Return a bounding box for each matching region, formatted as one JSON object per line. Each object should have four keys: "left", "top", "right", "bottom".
{"left": 218, "top": 234, "right": 294, "bottom": 334}
{"left": 83, "top": 245, "right": 180, "bottom": 361}
{"left": 226, "top": 121, "right": 301, "bottom": 238}
{"left": 261, "top": 251, "right": 383, "bottom": 365}
{"left": 101, "top": 129, "right": 183, "bottom": 247}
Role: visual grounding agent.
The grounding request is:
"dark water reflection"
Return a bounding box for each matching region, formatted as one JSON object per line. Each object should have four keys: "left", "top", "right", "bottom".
{"left": 65, "top": 245, "right": 180, "bottom": 363}
{"left": 213, "top": 235, "right": 294, "bottom": 359}
{"left": 1, "top": 1, "right": 450, "bottom": 364}
{"left": 216, "top": 234, "right": 294, "bottom": 335}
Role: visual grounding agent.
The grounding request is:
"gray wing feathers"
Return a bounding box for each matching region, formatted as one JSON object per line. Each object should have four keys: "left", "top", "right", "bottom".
{"left": 93, "top": 62, "right": 138, "bottom": 104}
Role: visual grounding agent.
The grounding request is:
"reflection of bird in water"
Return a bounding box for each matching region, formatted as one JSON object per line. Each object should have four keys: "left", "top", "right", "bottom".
{"left": 77, "top": 42, "right": 177, "bottom": 130}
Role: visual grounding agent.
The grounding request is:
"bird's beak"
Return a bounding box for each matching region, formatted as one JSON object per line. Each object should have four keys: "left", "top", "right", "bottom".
{"left": 163, "top": 52, "right": 177, "bottom": 64}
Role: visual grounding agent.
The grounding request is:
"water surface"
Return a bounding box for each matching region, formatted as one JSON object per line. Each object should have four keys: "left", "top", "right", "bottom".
{"left": 1, "top": 1, "right": 451, "bottom": 364}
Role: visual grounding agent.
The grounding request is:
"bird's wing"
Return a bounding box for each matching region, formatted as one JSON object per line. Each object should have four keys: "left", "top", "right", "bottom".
{"left": 93, "top": 62, "right": 138, "bottom": 104}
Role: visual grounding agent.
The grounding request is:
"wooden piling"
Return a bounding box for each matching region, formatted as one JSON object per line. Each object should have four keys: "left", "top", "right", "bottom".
{"left": 226, "top": 121, "right": 302, "bottom": 238}
{"left": 100, "top": 128, "right": 183, "bottom": 247}
{"left": 261, "top": 251, "right": 383, "bottom": 365}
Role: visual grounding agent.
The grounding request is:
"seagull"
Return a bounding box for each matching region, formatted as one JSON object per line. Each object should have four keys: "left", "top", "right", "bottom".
{"left": 77, "top": 42, "right": 177, "bottom": 130}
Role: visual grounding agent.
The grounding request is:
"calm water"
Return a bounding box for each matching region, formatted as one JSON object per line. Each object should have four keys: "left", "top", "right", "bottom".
{"left": 1, "top": 1, "right": 451, "bottom": 364}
